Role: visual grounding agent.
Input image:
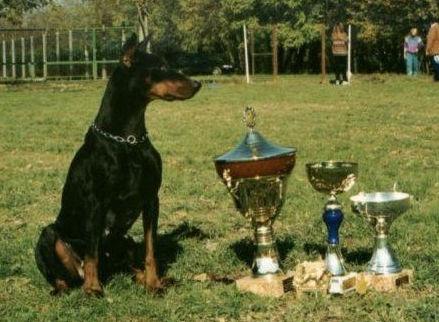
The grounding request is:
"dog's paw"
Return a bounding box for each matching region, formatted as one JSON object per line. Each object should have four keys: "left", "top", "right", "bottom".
{"left": 134, "top": 270, "right": 167, "bottom": 294}
{"left": 50, "top": 279, "right": 70, "bottom": 296}
{"left": 83, "top": 283, "right": 104, "bottom": 297}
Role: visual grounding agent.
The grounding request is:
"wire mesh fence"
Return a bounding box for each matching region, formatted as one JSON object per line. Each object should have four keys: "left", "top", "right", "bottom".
{"left": 0, "top": 26, "right": 136, "bottom": 81}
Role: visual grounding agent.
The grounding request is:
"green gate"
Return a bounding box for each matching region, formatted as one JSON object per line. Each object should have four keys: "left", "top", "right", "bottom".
{"left": 0, "top": 26, "right": 137, "bottom": 80}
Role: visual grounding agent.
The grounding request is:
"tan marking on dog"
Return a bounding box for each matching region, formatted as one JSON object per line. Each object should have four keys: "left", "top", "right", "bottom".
{"left": 82, "top": 256, "right": 102, "bottom": 295}
{"left": 55, "top": 239, "right": 82, "bottom": 279}
{"left": 150, "top": 80, "right": 193, "bottom": 99}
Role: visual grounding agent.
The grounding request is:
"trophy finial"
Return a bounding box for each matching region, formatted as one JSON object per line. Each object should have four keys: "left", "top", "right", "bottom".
{"left": 243, "top": 106, "right": 256, "bottom": 130}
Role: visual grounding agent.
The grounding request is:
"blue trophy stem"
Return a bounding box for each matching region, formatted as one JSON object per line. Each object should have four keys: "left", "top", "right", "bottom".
{"left": 323, "top": 208, "right": 343, "bottom": 245}
{"left": 322, "top": 200, "right": 346, "bottom": 276}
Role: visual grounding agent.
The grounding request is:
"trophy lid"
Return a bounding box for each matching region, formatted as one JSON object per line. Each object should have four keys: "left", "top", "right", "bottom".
{"left": 214, "top": 107, "right": 296, "bottom": 179}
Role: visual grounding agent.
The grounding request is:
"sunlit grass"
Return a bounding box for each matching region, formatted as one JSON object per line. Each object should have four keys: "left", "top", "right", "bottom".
{"left": 0, "top": 75, "right": 438, "bottom": 321}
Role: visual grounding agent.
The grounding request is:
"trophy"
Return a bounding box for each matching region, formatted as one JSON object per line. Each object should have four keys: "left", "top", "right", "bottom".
{"left": 214, "top": 107, "right": 296, "bottom": 297}
{"left": 306, "top": 161, "right": 358, "bottom": 293}
{"left": 350, "top": 191, "right": 412, "bottom": 291}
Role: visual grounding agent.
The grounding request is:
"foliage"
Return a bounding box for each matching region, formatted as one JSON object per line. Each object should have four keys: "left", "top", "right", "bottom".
{"left": 0, "top": 0, "right": 51, "bottom": 25}
{"left": 2, "top": 1, "right": 439, "bottom": 74}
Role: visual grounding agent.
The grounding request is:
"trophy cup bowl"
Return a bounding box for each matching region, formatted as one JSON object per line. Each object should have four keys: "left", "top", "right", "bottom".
{"left": 214, "top": 107, "right": 296, "bottom": 296}
{"left": 350, "top": 192, "right": 410, "bottom": 274}
{"left": 306, "top": 161, "right": 358, "bottom": 195}
{"left": 306, "top": 161, "right": 358, "bottom": 276}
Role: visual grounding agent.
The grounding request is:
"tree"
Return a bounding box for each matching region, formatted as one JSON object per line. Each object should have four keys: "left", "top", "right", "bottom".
{"left": 7, "top": 0, "right": 439, "bottom": 73}
{"left": 0, "top": 0, "right": 52, "bottom": 25}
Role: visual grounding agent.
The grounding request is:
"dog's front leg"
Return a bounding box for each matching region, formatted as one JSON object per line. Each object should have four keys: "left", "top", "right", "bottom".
{"left": 83, "top": 254, "right": 102, "bottom": 296}
{"left": 136, "top": 196, "right": 163, "bottom": 291}
{"left": 83, "top": 216, "right": 105, "bottom": 296}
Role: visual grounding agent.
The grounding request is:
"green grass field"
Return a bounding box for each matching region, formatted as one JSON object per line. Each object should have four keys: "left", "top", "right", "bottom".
{"left": 0, "top": 75, "right": 438, "bottom": 321}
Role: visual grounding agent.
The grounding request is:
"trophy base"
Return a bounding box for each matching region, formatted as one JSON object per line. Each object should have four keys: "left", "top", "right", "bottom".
{"left": 328, "top": 272, "right": 357, "bottom": 294}
{"left": 358, "top": 269, "right": 413, "bottom": 292}
{"left": 292, "top": 260, "right": 330, "bottom": 295}
{"left": 235, "top": 273, "right": 294, "bottom": 298}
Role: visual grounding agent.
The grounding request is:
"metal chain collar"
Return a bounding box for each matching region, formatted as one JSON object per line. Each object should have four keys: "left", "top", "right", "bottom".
{"left": 91, "top": 123, "right": 148, "bottom": 145}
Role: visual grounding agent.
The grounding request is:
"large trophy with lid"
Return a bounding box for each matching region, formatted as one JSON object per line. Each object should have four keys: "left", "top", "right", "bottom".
{"left": 214, "top": 107, "right": 296, "bottom": 297}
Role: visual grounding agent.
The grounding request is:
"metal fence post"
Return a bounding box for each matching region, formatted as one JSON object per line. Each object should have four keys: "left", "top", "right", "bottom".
{"left": 2, "top": 40, "right": 6, "bottom": 78}
{"left": 271, "top": 24, "right": 278, "bottom": 79}
{"left": 121, "top": 28, "right": 126, "bottom": 46}
{"left": 30, "top": 36, "right": 35, "bottom": 79}
{"left": 55, "top": 30, "right": 60, "bottom": 77}
{"left": 347, "top": 24, "right": 352, "bottom": 82}
{"left": 42, "top": 32, "right": 47, "bottom": 78}
{"left": 320, "top": 24, "right": 326, "bottom": 84}
{"left": 21, "top": 37, "right": 26, "bottom": 78}
{"left": 250, "top": 29, "right": 255, "bottom": 76}
{"left": 85, "top": 45, "right": 89, "bottom": 79}
{"left": 92, "top": 28, "right": 97, "bottom": 80}
{"left": 55, "top": 31, "right": 60, "bottom": 61}
{"left": 101, "top": 25, "right": 107, "bottom": 79}
{"left": 243, "top": 24, "right": 250, "bottom": 84}
{"left": 11, "top": 39, "right": 16, "bottom": 79}
{"left": 69, "top": 29, "right": 73, "bottom": 80}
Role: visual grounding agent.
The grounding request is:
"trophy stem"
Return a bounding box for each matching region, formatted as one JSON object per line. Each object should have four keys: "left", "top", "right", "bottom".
{"left": 323, "top": 196, "right": 346, "bottom": 276}
{"left": 252, "top": 222, "right": 281, "bottom": 276}
{"left": 368, "top": 234, "right": 402, "bottom": 274}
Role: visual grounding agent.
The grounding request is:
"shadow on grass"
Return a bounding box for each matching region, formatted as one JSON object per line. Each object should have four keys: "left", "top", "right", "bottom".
{"left": 303, "top": 242, "right": 370, "bottom": 265}
{"left": 101, "top": 221, "right": 208, "bottom": 283}
{"left": 303, "top": 242, "right": 326, "bottom": 258}
{"left": 157, "top": 221, "right": 208, "bottom": 276}
{"left": 344, "top": 248, "right": 371, "bottom": 265}
{"left": 230, "top": 235, "right": 295, "bottom": 267}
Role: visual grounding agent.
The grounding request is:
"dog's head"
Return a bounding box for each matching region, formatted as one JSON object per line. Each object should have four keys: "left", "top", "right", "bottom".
{"left": 120, "top": 34, "right": 201, "bottom": 101}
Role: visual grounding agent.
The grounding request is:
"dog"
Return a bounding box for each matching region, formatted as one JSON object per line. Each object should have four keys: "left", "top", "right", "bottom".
{"left": 35, "top": 34, "right": 201, "bottom": 296}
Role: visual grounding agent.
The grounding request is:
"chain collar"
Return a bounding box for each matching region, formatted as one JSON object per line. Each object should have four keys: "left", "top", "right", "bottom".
{"left": 91, "top": 123, "right": 148, "bottom": 145}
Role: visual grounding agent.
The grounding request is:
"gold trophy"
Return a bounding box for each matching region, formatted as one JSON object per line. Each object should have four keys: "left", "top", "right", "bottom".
{"left": 306, "top": 161, "right": 358, "bottom": 294}
{"left": 214, "top": 107, "right": 296, "bottom": 297}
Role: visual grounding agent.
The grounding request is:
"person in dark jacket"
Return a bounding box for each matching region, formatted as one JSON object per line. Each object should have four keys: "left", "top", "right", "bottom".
{"left": 331, "top": 23, "right": 349, "bottom": 85}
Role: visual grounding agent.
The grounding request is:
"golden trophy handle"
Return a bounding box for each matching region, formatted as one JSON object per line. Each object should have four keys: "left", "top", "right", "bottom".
{"left": 222, "top": 169, "right": 240, "bottom": 197}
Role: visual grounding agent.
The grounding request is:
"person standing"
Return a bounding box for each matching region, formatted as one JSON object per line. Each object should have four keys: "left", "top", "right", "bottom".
{"left": 331, "top": 23, "right": 349, "bottom": 85}
{"left": 404, "top": 28, "right": 423, "bottom": 76}
{"left": 426, "top": 22, "right": 439, "bottom": 81}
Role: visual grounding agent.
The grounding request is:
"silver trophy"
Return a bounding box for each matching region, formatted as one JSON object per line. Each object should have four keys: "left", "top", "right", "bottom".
{"left": 350, "top": 191, "right": 410, "bottom": 274}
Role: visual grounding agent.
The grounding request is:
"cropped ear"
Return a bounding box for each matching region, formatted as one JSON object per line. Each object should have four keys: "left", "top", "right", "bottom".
{"left": 121, "top": 33, "right": 138, "bottom": 67}
{"left": 137, "top": 33, "right": 152, "bottom": 53}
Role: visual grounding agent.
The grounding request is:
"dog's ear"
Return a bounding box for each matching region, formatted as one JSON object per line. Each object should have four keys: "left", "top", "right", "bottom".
{"left": 121, "top": 33, "right": 138, "bottom": 67}
{"left": 137, "top": 33, "right": 152, "bottom": 53}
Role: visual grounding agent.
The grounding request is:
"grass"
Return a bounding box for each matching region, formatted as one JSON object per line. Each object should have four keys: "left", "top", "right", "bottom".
{"left": 0, "top": 74, "right": 438, "bottom": 321}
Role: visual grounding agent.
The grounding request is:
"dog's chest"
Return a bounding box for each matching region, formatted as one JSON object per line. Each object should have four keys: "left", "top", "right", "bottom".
{"left": 103, "top": 208, "right": 140, "bottom": 236}
{"left": 101, "top": 146, "right": 161, "bottom": 236}
{"left": 103, "top": 161, "right": 158, "bottom": 235}
{"left": 104, "top": 184, "right": 147, "bottom": 235}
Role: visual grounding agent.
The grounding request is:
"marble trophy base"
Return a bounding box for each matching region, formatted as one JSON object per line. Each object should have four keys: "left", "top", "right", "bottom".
{"left": 292, "top": 260, "right": 330, "bottom": 295}
{"left": 328, "top": 272, "right": 358, "bottom": 294}
{"left": 357, "top": 269, "right": 413, "bottom": 292}
{"left": 236, "top": 273, "right": 294, "bottom": 298}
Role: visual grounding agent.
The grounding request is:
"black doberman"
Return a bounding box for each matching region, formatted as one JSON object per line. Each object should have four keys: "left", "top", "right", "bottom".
{"left": 35, "top": 34, "right": 201, "bottom": 296}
